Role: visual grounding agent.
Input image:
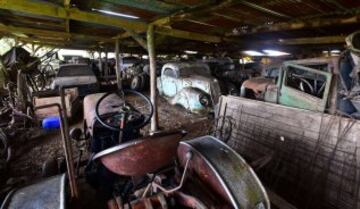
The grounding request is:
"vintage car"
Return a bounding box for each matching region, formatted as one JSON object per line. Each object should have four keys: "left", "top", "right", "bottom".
{"left": 51, "top": 63, "right": 99, "bottom": 97}
{"left": 123, "top": 58, "right": 149, "bottom": 91}
{"left": 157, "top": 62, "right": 222, "bottom": 113}
{"left": 105, "top": 57, "right": 149, "bottom": 91}
{"left": 241, "top": 57, "right": 339, "bottom": 114}
{"left": 203, "top": 57, "right": 260, "bottom": 95}
{"left": 0, "top": 89, "right": 270, "bottom": 209}
{"left": 240, "top": 31, "right": 360, "bottom": 117}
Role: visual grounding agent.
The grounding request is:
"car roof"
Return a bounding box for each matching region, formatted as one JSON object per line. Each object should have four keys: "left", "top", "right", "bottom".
{"left": 162, "top": 62, "right": 209, "bottom": 71}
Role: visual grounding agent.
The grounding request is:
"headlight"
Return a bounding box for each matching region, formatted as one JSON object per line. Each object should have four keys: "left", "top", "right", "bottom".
{"left": 199, "top": 94, "right": 211, "bottom": 107}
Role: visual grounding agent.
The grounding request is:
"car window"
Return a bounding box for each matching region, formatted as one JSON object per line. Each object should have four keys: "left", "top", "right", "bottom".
{"left": 285, "top": 66, "right": 327, "bottom": 98}
{"left": 57, "top": 65, "right": 94, "bottom": 77}
{"left": 179, "top": 67, "right": 211, "bottom": 77}
{"left": 302, "top": 64, "right": 329, "bottom": 72}
{"left": 163, "top": 68, "right": 177, "bottom": 78}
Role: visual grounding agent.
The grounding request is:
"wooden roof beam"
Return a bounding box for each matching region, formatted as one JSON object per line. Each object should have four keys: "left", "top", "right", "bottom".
{"left": 235, "top": 1, "right": 292, "bottom": 19}
{"left": 0, "top": 0, "right": 147, "bottom": 31}
{"left": 230, "top": 35, "right": 346, "bottom": 47}
{"left": 275, "top": 35, "right": 346, "bottom": 45}
{"left": 155, "top": 0, "right": 290, "bottom": 24}
{"left": 0, "top": 23, "right": 112, "bottom": 43}
{"left": 228, "top": 15, "right": 360, "bottom": 36}
{"left": 325, "top": 0, "right": 348, "bottom": 11}
{"left": 155, "top": 27, "right": 221, "bottom": 43}
{"left": 99, "top": 0, "right": 183, "bottom": 14}
{"left": 0, "top": 0, "right": 222, "bottom": 43}
{"left": 122, "top": 28, "right": 147, "bottom": 50}
{"left": 6, "top": 36, "right": 73, "bottom": 48}
{"left": 152, "top": 0, "right": 234, "bottom": 26}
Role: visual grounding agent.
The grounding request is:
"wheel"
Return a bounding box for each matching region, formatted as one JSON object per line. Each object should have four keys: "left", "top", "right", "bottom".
{"left": 139, "top": 74, "right": 147, "bottom": 91}
{"left": 41, "top": 158, "right": 59, "bottom": 177}
{"left": 130, "top": 76, "right": 141, "bottom": 90}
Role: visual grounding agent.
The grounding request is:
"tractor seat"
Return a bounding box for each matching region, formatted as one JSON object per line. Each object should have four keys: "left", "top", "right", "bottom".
{"left": 93, "top": 130, "right": 186, "bottom": 176}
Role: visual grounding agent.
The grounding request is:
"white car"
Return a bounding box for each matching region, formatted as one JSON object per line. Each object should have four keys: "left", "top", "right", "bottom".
{"left": 157, "top": 62, "right": 221, "bottom": 113}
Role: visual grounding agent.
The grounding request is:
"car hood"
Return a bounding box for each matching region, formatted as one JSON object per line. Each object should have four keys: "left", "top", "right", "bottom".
{"left": 181, "top": 75, "right": 222, "bottom": 104}
{"left": 51, "top": 75, "right": 97, "bottom": 89}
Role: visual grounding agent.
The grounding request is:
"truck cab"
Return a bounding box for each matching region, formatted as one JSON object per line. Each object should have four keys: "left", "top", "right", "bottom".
{"left": 241, "top": 57, "right": 338, "bottom": 114}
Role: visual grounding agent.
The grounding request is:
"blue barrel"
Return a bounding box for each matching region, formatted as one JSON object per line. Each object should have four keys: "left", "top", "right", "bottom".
{"left": 42, "top": 116, "right": 61, "bottom": 129}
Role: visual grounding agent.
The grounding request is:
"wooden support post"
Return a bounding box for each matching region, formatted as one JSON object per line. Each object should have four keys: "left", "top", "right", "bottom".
{"left": 31, "top": 43, "right": 35, "bottom": 55}
{"left": 115, "top": 39, "right": 122, "bottom": 90}
{"left": 123, "top": 28, "right": 147, "bottom": 50}
{"left": 147, "top": 25, "right": 158, "bottom": 133}
{"left": 98, "top": 51, "right": 103, "bottom": 76}
{"left": 104, "top": 52, "right": 109, "bottom": 77}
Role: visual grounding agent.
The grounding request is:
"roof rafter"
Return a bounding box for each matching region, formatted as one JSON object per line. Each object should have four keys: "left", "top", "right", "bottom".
{"left": 0, "top": 0, "right": 222, "bottom": 43}
{"left": 235, "top": 1, "right": 292, "bottom": 19}
{"left": 276, "top": 35, "right": 346, "bottom": 45}
{"left": 152, "top": 0, "right": 234, "bottom": 26}
{"left": 0, "top": 0, "right": 147, "bottom": 31}
{"left": 228, "top": 15, "right": 360, "bottom": 36}
{"left": 0, "top": 23, "right": 112, "bottom": 43}
{"left": 102, "top": 0, "right": 183, "bottom": 14}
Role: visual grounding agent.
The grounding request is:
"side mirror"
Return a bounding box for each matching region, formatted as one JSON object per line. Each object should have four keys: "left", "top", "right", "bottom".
{"left": 69, "top": 128, "right": 83, "bottom": 141}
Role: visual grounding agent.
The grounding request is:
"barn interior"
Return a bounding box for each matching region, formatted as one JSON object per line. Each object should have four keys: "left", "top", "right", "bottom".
{"left": 1, "top": 1, "right": 360, "bottom": 209}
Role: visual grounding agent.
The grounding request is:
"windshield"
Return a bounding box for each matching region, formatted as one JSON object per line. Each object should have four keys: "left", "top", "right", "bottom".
{"left": 179, "top": 66, "right": 210, "bottom": 77}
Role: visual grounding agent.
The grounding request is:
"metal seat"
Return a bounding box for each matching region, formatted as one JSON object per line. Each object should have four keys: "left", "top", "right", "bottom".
{"left": 93, "top": 130, "right": 186, "bottom": 176}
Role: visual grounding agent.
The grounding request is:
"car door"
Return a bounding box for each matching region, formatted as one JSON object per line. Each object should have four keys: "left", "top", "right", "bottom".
{"left": 278, "top": 63, "right": 332, "bottom": 112}
{"left": 161, "top": 68, "right": 178, "bottom": 97}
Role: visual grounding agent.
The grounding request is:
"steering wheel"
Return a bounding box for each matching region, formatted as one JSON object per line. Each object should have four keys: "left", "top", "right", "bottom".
{"left": 95, "top": 89, "right": 153, "bottom": 131}
{"left": 298, "top": 77, "right": 314, "bottom": 94}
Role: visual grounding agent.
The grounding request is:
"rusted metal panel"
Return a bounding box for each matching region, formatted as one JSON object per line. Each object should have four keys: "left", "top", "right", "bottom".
{"left": 177, "top": 136, "right": 270, "bottom": 209}
{"left": 0, "top": 174, "right": 66, "bottom": 209}
{"left": 241, "top": 77, "right": 274, "bottom": 95}
{"left": 242, "top": 57, "right": 338, "bottom": 112}
{"left": 93, "top": 130, "right": 185, "bottom": 176}
{"left": 33, "top": 88, "right": 79, "bottom": 119}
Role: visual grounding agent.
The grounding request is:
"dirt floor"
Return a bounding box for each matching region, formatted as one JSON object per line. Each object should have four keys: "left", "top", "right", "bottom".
{"left": 3, "top": 96, "right": 213, "bottom": 190}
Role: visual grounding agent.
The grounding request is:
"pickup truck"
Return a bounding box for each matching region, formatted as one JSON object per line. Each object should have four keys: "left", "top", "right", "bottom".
{"left": 240, "top": 57, "right": 340, "bottom": 114}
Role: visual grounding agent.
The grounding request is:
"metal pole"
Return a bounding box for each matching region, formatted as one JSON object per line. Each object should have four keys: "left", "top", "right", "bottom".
{"left": 115, "top": 39, "right": 122, "bottom": 90}
{"left": 147, "top": 25, "right": 158, "bottom": 133}
{"left": 34, "top": 103, "right": 78, "bottom": 198}
{"left": 59, "top": 87, "right": 78, "bottom": 198}
{"left": 98, "top": 51, "right": 103, "bottom": 76}
{"left": 104, "top": 52, "right": 108, "bottom": 77}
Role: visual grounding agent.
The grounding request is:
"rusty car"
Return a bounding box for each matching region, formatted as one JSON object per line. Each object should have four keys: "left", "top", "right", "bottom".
{"left": 157, "top": 62, "right": 222, "bottom": 114}
{"left": 240, "top": 31, "right": 360, "bottom": 118}
{"left": 0, "top": 88, "right": 270, "bottom": 209}
{"left": 203, "top": 57, "right": 261, "bottom": 95}
{"left": 240, "top": 57, "right": 338, "bottom": 113}
{"left": 51, "top": 63, "right": 100, "bottom": 97}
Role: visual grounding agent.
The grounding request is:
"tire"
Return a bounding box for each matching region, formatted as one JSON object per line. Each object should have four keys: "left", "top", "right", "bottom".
{"left": 42, "top": 158, "right": 59, "bottom": 177}
{"left": 139, "top": 74, "right": 146, "bottom": 91}
{"left": 143, "top": 74, "right": 150, "bottom": 90}
{"left": 130, "top": 76, "right": 141, "bottom": 91}
{"left": 0, "top": 133, "right": 8, "bottom": 158}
